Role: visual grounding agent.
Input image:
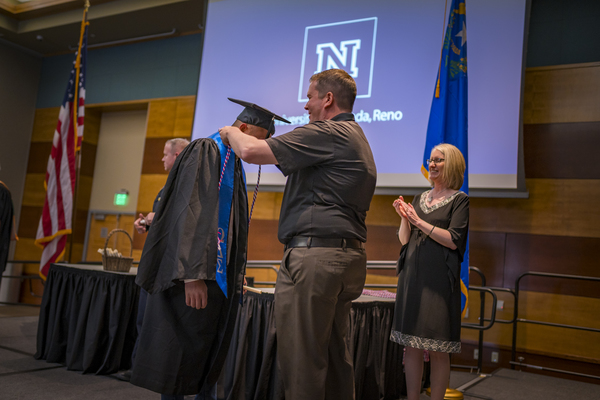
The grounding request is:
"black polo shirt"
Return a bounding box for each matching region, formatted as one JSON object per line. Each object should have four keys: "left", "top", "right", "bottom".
{"left": 266, "top": 113, "right": 377, "bottom": 243}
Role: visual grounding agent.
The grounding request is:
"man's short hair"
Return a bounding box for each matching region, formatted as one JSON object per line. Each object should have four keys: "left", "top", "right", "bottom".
{"left": 166, "top": 138, "right": 190, "bottom": 154}
{"left": 309, "top": 69, "right": 357, "bottom": 111}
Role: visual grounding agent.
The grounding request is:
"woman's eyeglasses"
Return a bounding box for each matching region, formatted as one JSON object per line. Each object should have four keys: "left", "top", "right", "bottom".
{"left": 427, "top": 158, "right": 445, "bottom": 165}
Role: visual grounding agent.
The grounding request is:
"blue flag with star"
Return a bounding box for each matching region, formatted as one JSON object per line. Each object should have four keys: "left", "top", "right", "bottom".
{"left": 422, "top": 0, "right": 469, "bottom": 315}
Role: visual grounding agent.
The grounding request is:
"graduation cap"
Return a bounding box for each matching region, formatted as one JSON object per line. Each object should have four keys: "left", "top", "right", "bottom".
{"left": 229, "top": 98, "right": 291, "bottom": 138}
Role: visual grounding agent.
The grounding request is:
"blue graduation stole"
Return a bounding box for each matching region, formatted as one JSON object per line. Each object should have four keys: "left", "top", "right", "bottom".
{"left": 210, "top": 132, "right": 235, "bottom": 297}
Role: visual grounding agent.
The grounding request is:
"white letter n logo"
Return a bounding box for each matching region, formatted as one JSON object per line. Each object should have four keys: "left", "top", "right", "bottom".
{"left": 314, "top": 40, "right": 361, "bottom": 77}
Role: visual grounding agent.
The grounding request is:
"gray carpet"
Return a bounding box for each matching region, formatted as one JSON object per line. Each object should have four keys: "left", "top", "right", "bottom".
{"left": 1, "top": 309, "right": 599, "bottom": 399}
{"left": 455, "top": 368, "right": 600, "bottom": 400}
{"left": 0, "top": 315, "right": 154, "bottom": 400}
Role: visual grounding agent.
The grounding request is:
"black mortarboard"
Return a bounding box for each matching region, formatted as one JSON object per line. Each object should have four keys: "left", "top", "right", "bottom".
{"left": 228, "top": 98, "right": 291, "bottom": 138}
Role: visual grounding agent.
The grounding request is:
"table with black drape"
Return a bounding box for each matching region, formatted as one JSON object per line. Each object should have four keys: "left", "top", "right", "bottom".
{"left": 222, "top": 290, "right": 407, "bottom": 400}
{"left": 34, "top": 264, "right": 408, "bottom": 399}
{"left": 35, "top": 263, "right": 139, "bottom": 374}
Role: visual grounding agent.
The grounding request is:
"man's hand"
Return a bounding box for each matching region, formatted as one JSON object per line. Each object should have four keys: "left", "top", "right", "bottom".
{"left": 185, "top": 280, "right": 208, "bottom": 309}
{"left": 134, "top": 212, "right": 155, "bottom": 234}
{"left": 134, "top": 213, "right": 147, "bottom": 234}
{"left": 219, "top": 126, "right": 242, "bottom": 146}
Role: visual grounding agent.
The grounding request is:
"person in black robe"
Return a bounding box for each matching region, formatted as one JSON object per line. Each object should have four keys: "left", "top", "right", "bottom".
{"left": 130, "top": 99, "right": 289, "bottom": 399}
{"left": 0, "top": 181, "right": 17, "bottom": 287}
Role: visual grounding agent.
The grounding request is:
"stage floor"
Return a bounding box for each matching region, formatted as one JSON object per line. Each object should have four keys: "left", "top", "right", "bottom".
{"left": 1, "top": 306, "right": 598, "bottom": 399}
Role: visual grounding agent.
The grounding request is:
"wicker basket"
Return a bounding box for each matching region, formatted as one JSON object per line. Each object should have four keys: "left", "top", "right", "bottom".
{"left": 101, "top": 229, "right": 134, "bottom": 273}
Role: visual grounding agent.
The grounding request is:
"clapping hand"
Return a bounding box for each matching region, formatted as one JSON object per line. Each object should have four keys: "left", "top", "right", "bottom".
{"left": 393, "top": 196, "right": 409, "bottom": 219}
{"left": 393, "top": 196, "right": 421, "bottom": 225}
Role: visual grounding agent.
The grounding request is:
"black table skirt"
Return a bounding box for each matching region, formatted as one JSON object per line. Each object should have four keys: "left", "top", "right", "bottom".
{"left": 223, "top": 292, "right": 407, "bottom": 400}
{"left": 34, "top": 264, "right": 411, "bottom": 399}
{"left": 35, "top": 263, "right": 139, "bottom": 374}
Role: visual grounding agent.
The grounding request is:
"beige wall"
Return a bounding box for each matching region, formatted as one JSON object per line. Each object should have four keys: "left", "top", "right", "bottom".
{"left": 0, "top": 42, "right": 41, "bottom": 240}
{"left": 89, "top": 110, "right": 148, "bottom": 213}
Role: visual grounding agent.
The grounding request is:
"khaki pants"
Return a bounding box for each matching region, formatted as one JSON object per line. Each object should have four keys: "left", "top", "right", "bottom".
{"left": 274, "top": 246, "right": 367, "bottom": 400}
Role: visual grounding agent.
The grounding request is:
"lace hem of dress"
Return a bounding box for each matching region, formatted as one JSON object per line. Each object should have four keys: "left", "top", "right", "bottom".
{"left": 419, "top": 190, "right": 463, "bottom": 214}
{"left": 390, "top": 330, "right": 461, "bottom": 353}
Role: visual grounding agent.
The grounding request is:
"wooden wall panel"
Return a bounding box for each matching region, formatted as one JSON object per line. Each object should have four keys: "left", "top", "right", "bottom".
{"left": 85, "top": 214, "right": 135, "bottom": 262}
{"left": 461, "top": 290, "right": 600, "bottom": 363}
{"left": 469, "top": 231, "right": 507, "bottom": 287}
{"left": 30, "top": 107, "right": 60, "bottom": 142}
{"left": 250, "top": 191, "right": 283, "bottom": 221}
{"left": 19, "top": 278, "right": 44, "bottom": 305}
{"left": 132, "top": 249, "right": 143, "bottom": 260}
{"left": 146, "top": 97, "right": 194, "bottom": 139}
{"left": 17, "top": 206, "right": 42, "bottom": 239}
{"left": 245, "top": 267, "right": 279, "bottom": 287}
{"left": 146, "top": 99, "right": 177, "bottom": 138}
{"left": 247, "top": 219, "right": 283, "bottom": 260}
{"left": 132, "top": 229, "right": 147, "bottom": 252}
{"left": 470, "top": 179, "right": 600, "bottom": 238}
{"left": 65, "top": 243, "right": 84, "bottom": 267}
{"left": 79, "top": 141, "right": 98, "bottom": 177}
{"left": 524, "top": 122, "right": 600, "bottom": 179}
{"left": 71, "top": 209, "right": 89, "bottom": 243}
{"left": 364, "top": 225, "right": 401, "bottom": 262}
{"left": 14, "top": 238, "right": 42, "bottom": 262}
{"left": 75, "top": 175, "right": 93, "bottom": 211}
{"left": 26, "top": 142, "right": 52, "bottom": 173}
{"left": 365, "top": 195, "right": 414, "bottom": 226}
{"left": 524, "top": 63, "right": 600, "bottom": 124}
{"left": 131, "top": 96, "right": 195, "bottom": 253}
{"left": 21, "top": 173, "right": 46, "bottom": 207}
{"left": 173, "top": 97, "right": 196, "bottom": 138}
{"left": 137, "top": 174, "right": 168, "bottom": 212}
{"left": 141, "top": 138, "right": 170, "bottom": 174}
{"left": 504, "top": 233, "right": 600, "bottom": 297}
{"left": 83, "top": 108, "right": 101, "bottom": 146}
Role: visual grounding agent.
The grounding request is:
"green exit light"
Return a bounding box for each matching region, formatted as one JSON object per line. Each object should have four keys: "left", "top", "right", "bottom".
{"left": 114, "top": 193, "right": 128, "bottom": 206}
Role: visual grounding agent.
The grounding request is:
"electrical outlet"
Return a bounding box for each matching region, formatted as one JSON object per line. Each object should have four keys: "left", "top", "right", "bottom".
{"left": 491, "top": 351, "right": 499, "bottom": 363}
{"left": 497, "top": 300, "right": 504, "bottom": 310}
{"left": 473, "top": 349, "right": 479, "bottom": 360}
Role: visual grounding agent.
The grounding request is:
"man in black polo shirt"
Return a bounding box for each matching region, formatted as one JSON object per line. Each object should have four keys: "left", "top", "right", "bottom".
{"left": 219, "top": 69, "right": 377, "bottom": 400}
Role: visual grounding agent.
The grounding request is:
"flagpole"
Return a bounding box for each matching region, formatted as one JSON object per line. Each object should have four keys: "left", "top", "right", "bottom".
{"left": 67, "top": 1, "right": 90, "bottom": 263}
{"left": 435, "top": 0, "right": 449, "bottom": 99}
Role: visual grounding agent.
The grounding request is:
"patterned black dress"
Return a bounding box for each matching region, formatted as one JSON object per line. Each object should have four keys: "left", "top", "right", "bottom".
{"left": 390, "top": 190, "right": 469, "bottom": 353}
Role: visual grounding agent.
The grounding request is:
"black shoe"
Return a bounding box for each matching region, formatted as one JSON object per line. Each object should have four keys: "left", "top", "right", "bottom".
{"left": 114, "top": 370, "right": 132, "bottom": 382}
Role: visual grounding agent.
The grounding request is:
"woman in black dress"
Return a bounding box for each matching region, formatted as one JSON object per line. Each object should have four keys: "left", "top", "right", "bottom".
{"left": 390, "top": 143, "right": 469, "bottom": 400}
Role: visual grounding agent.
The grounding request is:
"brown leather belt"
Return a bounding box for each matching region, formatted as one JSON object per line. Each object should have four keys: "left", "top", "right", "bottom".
{"left": 285, "top": 236, "right": 364, "bottom": 250}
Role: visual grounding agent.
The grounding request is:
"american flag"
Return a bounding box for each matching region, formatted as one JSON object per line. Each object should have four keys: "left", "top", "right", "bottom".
{"left": 35, "top": 11, "right": 88, "bottom": 278}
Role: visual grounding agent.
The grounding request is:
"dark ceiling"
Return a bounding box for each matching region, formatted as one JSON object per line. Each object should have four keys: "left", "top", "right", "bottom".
{"left": 0, "top": 0, "right": 205, "bottom": 56}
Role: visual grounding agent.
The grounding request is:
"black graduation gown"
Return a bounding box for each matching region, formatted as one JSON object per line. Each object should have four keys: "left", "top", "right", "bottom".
{"left": 131, "top": 138, "right": 248, "bottom": 395}
{"left": 0, "top": 181, "right": 15, "bottom": 279}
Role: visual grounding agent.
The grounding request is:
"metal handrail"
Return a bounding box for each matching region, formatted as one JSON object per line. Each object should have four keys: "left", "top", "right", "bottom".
{"left": 479, "top": 286, "right": 517, "bottom": 325}
{"left": 460, "top": 286, "right": 497, "bottom": 331}
{"left": 1, "top": 261, "right": 44, "bottom": 305}
{"left": 470, "top": 266, "right": 486, "bottom": 373}
{"left": 510, "top": 271, "right": 600, "bottom": 380}
{"left": 245, "top": 260, "right": 400, "bottom": 288}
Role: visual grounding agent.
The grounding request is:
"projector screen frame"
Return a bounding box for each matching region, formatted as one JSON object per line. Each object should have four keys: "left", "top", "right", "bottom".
{"left": 191, "top": 0, "right": 532, "bottom": 199}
